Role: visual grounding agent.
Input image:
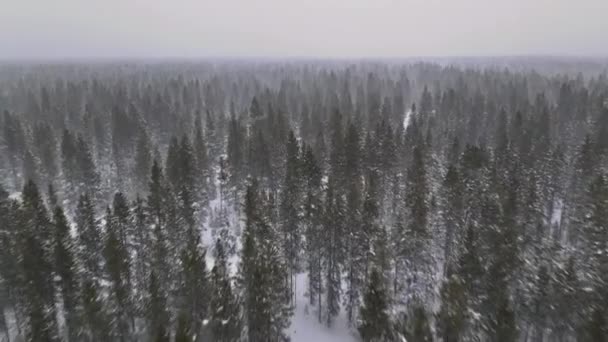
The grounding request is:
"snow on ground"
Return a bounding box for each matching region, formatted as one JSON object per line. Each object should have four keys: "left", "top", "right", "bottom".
{"left": 289, "top": 273, "right": 356, "bottom": 342}
{"left": 200, "top": 167, "right": 355, "bottom": 342}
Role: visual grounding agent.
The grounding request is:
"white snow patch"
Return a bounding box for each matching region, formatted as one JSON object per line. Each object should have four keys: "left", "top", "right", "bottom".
{"left": 289, "top": 273, "right": 356, "bottom": 342}
{"left": 403, "top": 109, "right": 413, "bottom": 130}
{"left": 551, "top": 199, "right": 563, "bottom": 227}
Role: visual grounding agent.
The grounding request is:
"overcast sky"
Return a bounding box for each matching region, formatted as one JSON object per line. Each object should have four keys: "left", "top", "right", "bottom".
{"left": 1, "top": 0, "right": 607, "bottom": 59}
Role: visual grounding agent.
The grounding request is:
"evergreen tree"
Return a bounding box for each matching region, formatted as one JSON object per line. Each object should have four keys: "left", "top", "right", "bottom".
{"left": 178, "top": 233, "right": 210, "bottom": 339}
{"left": 280, "top": 130, "right": 302, "bottom": 305}
{"left": 75, "top": 193, "right": 103, "bottom": 280}
{"left": 81, "top": 278, "right": 111, "bottom": 341}
{"left": 52, "top": 205, "right": 80, "bottom": 341}
{"left": 323, "top": 180, "right": 344, "bottom": 327}
{"left": 134, "top": 127, "right": 152, "bottom": 195}
{"left": 358, "top": 268, "right": 391, "bottom": 342}
{"left": 19, "top": 181, "right": 59, "bottom": 341}
{"left": 438, "top": 267, "right": 466, "bottom": 342}
{"left": 210, "top": 238, "right": 241, "bottom": 341}
{"left": 241, "top": 181, "right": 292, "bottom": 341}
{"left": 404, "top": 306, "right": 433, "bottom": 342}
{"left": 146, "top": 272, "right": 170, "bottom": 342}
{"left": 146, "top": 159, "right": 171, "bottom": 288}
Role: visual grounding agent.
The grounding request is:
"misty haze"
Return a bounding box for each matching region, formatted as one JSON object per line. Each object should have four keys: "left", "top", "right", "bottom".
{"left": 1, "top": 1, "right": 608, "bottom": 342}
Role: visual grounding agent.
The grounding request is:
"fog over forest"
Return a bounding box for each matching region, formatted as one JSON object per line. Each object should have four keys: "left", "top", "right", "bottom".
{"left": 1, "top": 1, "right": 608, "bottom": 342}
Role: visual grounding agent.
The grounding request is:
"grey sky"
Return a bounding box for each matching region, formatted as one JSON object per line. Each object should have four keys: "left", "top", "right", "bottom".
{"left": 1, "top": 0, "right": 607, "bottom": 58}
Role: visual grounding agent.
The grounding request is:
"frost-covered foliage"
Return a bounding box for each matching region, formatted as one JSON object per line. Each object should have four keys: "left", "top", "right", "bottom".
{"left": 1, "top": 59, "right": 608, "bottom": 341}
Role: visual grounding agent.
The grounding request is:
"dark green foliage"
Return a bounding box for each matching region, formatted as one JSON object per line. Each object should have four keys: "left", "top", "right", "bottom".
{"left": 52, "top": 205, "right": 80, "bottom": 341}
{"left": 210, "top": 238, "right": 241, "bottom": 341}
{"left": 438, "top": 268, "right": 466, "bottom": 342}
{"left": 178, "top": 233, "right": 210, "bottom": 338}
{"left": 241, "top": 181, "right": 292, "bottom": 341}
{"left": 405, "top": 306, "right": 433, "bottom": 342}
{"left": 103, "top": 206, "right": 132, "bottom": 339}
{"left": 146, "top": 272, "right": 170, "bottom": 342}
{"left": 358, "top": 269, "right": 391, "bottom": 342}
{"left": 75, "top": 193, "right": 103, "bottom": 280}
{"left": 134, "top": 127, "right": 152, "bottom": 195}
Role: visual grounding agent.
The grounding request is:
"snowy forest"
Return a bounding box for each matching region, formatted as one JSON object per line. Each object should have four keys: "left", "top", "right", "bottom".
{"left": 1, "top": 58, "right": 608, "bottom": 341}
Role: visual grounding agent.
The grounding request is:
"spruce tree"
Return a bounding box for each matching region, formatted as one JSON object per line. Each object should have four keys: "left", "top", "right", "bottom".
{"left": 280, "top": 130, "right": 301, "bottom": 305}
{"left": 358, "top": 268, "right": 391, "bottom": 342}
{"left": 75, "top": 193, "right": 103, "bottom": 281}
{"left": 103, "top": 206, "right": 132, "bottom": 340}
{"left": 146, "top": 272, "right": 170, "bottom": 342}
{"left": 178, "top": 233, "right": 210, "bottom": 339}
{"left": 19, "top": 181, "right": 59, "bottom": 341}
{"left": 210, "top": 238, "right": 241, "bottom": 341}
{"left": 52, "top": 205, "right": 80, "bottom": 341}
{"left": 324, "top": 180, "right": 343, "bottom": 327}
{"left": 81, "top": 279, "right": 108, "bottom": 341}
{"left": 241, "top": 181, "right": 292, "bottom": 341}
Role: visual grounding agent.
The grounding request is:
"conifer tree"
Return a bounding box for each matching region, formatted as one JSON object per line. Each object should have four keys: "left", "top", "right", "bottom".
{"left": 405, "top": 306, "right": 432, "bottom": 342}
{"left": 280, "top": 130, "right": 301, "bottom": 305}
{"left": 324, "top": 180, "right": 343, "bottom": 327}
{"left": 358, "top": 268, "right": 391, "bottom": 342}
{"left": 52, "top": 205, "right": 80, "bottom": 341}
{"left": 210, "top": 238, "right": 241, "bottom": 341}
{"left": 178, "top": 233, "right": 210, "bottom": 339}
{"left": 103, "top": 206, "right": 132, "bottom": 340}
{"left": 134, "top": 127, "right": 152, "bottom": 195}
{"left": 75, "top": 193, "right": 103, "bottom": 280}
{"left": 146, "top": 272, "right": 170, "bottom": 342}
{"left": 81, "top": 278, "right": 111, "bottom": 341}
{"left": 17, "top": 181, "right": 59, "bottom": 341}
{"left": 241, "top": 181, "right": 292, "bottom": 341}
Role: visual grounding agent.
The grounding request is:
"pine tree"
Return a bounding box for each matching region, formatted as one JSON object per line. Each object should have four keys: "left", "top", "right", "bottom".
{"left": 166, "top": 136, "right": 181, "bottom": 190}
{"left": 210, "top": 238, "right": 241, "bottom": 342}
{"left": 178, "top": 233, "right": 210, "bottom": 339}
{"left": 344, "top": 160, "right": 364, "bottom": 323}
{"left": 227, "top": 114, "right": 245, "bottom": 190}
{"left": 405, "top": 306, "right": 432, "bottom": 342}
{"left": 358, "top": 268, "right": 391, "bottom": 342}
{"left": 75, "top": 193, "right": 103, "bottom": 280}
{"left": 20, "top": 233, "right": 59, "bottom": 342}
{"left": 147, "top": 159, "right": 171, "bottom": 288}
{"left": 241, "top": 181, "right": 292, "bottom": 341}
{"left": 3, "top": 111, "right": 26, "bottom": 189}
{"left": 130, "top": 195, "right": 149, "bottom": 311}
{"left": 52, "top": 205, "right": 80, "bottom": 341}
{"left": 442, "top": 164, "right": 464, "bottom": 269}
{"left": 302, "top": 145, "right": 324, "bottom": 321}
{"left": 23, "top": 148, "right": 40, "bottom": 187}
{"left": 32, "top": 122, "right": 58, "bottom": 185}
{"left": 47, "top": 183, "right": 58, "bottom": 209}
{"left": 174, "top": 311, "right": 192, "bottom": 342}
{"left": 75, "top": 134, "right": 100, "bottom": 196}
{"left": 489, "top": 295, "right": 518, "bottom": 342}
{"left": 324, "top": 180, "right": 343, "bottom": 327}
{"left": 438, "top": 267, "right": 466, "bottom": 342}
{"left": 19, "top": 181, "right": 59, "bottom": 341}
{"left": 134, "top": 127, "right": 152, "bottom": 195}
{"left": 81, "top": 278, "right": 111, "bottom": 341}
{"left": 280, "top": 130, "right": 301, "bottom": 305}
{"left": 146, "top": 272, "right": 170, "bottom": 342}
{"left": 103, "top": 206, "right": 132, "bottom": 340}
{"left": 194, "top": 115, "right": 211, "bottom": 206}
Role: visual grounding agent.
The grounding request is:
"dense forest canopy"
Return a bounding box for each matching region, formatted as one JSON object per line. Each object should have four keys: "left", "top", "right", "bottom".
{"left": 1, "top": 58, "right": 608, "bottom": 341}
